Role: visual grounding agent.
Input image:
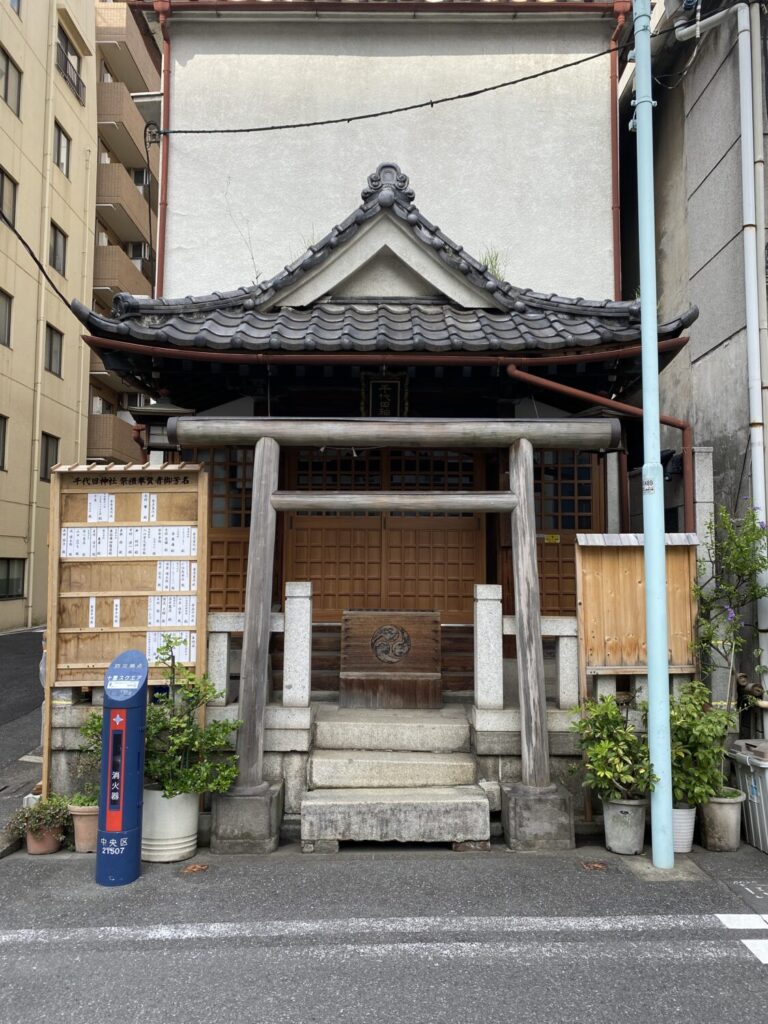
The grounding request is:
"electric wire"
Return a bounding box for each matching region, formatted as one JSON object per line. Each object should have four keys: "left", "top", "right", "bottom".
{"left": 0, "top": 211, "right": 73, "bottom": 310}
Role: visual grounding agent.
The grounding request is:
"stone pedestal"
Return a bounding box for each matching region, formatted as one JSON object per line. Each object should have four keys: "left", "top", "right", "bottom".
{"left": 210, "top": 782, "right": 284, "bottom": 854}
{"left": 501, "top": 781, "right": 574, "bottom": 851}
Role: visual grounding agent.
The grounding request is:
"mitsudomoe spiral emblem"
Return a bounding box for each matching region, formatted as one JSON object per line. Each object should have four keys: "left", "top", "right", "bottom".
{"left": 370, "top": 625, "right": 411, "bottom": 663}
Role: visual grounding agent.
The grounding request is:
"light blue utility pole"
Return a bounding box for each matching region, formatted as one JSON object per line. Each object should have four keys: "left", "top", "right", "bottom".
{"left": 632, "top": 0, "right": 674, "bottom": 868}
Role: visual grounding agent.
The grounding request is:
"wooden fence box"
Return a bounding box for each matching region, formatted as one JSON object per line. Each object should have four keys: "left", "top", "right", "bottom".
{"left": 575, "top": 533, "right": 698, "bottom": 695}
{"left": 339, "top": 610, "right": 441, "bottom": 709}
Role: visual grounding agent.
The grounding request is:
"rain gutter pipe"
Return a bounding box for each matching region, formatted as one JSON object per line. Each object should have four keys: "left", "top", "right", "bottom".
{"left": 633, "top": 0, "right": 674, "bottom": 868}
{"left": 676, "top": 5, "right": 768, "bottom": 706}
{"left": 153, "top": 0, "right": 172, "bottom": 297}
{"left": 505, "top": 365, "right": 694, "bottom": 533}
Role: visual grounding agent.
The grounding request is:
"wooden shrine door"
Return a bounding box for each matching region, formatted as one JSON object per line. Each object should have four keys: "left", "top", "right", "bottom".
{"left": 284, "top": 449, "right": 485, "bottom": 623}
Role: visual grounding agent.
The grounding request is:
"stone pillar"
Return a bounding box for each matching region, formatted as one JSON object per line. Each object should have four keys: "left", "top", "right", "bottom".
{"left": 501, "top": 439, "right": 574, "bottom": 851}
{"left": 605, "top": 452, "right": 621, "bottom": 533}
{"left": 211, "top": 437, "right": 283, "bottom": 853}
{"left": 473, "top": 584, "right": 503, "bottom": 710}
{"left": 283, "top": 581, "right": 312, "bottom": 708}
{"left": 556, "top": 635, "right": 579, "bottom": 709}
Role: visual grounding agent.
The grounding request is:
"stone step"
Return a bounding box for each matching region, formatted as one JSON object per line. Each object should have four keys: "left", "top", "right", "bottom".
{"left": 313, "top": 705, "right": 470, "bottom": 753}
{"left": 308, "top": 750, "right": 477, "bottom": 789}
{"left": 301, "top": 786, "right": 490, "bottom": 847}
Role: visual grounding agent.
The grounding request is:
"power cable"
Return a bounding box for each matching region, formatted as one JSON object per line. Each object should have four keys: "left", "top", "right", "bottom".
{"left": 0, "top": 211, "right": 73, "bottom": 310}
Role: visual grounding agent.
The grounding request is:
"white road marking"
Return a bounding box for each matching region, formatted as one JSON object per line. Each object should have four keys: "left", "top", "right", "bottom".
{"left": 0, "top": 913, "right": 759, "bottom": 948}
{"left": 716, "top": 914, "right": 768, "bottom": 930}
{"left": 742, "top": 939, "right": 768, "bottom": 963}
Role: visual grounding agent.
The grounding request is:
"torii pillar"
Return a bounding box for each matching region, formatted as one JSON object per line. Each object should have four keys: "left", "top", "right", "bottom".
{"left": 500, "top": 439, "right": 574, "bottom": 850}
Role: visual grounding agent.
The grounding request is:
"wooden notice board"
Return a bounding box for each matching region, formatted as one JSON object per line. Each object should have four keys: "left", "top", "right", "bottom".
{"left": 46, "top": 463, "right": 209, "bottom": 691}
{"left": 575, "top": 533, "right": 698, "bottom": 693}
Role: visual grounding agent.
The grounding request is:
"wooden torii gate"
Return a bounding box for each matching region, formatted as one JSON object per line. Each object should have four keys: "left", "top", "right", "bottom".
{"left": 169, "top": 417, "right": 620, "bottom": 852}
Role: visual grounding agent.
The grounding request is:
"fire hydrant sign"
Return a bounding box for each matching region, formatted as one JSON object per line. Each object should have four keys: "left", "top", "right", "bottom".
{"left": 96, "top": 650, "right": 148, "bottom": 888}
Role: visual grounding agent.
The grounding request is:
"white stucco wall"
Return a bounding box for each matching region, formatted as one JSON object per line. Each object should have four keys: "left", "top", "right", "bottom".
{"left": 164, "top": 16, "right": 615, "bottom": 301}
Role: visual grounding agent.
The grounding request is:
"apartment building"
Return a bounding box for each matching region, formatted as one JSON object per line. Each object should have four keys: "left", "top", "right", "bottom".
{"left": 89, "top": 0, "right": 159, "bottom": 465}
{"left": 0, "top": 0, "right": 97, "bottom": 630}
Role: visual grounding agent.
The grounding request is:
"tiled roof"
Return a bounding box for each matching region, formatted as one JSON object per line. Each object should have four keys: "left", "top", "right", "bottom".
{"left": 72, "top": 162, "right": 698, "bottom": 353}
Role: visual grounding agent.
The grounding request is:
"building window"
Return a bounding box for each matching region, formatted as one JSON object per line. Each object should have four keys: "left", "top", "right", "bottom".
{"left": 10, "top": 0, "right": 21, "bottom": 16}
{"left": 49, "top": 222, "right": 67, "bottom": 275}
{"left": 0, "top": 48, "right": 21, "bottom": 116}
{"left": 53, "top": 122, "right": 70, "bottom": 177}
{"left": 0, "top": 290, "right": 10, "bottom": 347}
{"left": 40, "top": 433, "right": 59, "bottom": 481}
{"left": 0, "top": 167, "right": 17, "bottom": 227}
{"left": 0, "top": 414, "right": 6, "bottom": 469}
{"left": 45, "top": 325, "right": 63, "bottom": 376}
{"left": 56, "top": 26, "right": 85, "bottom": 105}
{"left": 0, "top": 558, "right": 24, "bottom": 600}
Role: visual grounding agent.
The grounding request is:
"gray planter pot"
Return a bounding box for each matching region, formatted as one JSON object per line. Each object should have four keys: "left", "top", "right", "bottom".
{"left": 700, "top": 788, "right": 746, "bottom": 852}
{"left": 602, "top": 798, "right": 648, "bottom": 855}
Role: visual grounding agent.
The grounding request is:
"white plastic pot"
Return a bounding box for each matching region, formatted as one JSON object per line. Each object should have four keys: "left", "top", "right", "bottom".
{"left": 141, "top": 789, "right": 198, "bottom": 863}
{"left": 672, "top": 805, "right": 697, "bottom": 853}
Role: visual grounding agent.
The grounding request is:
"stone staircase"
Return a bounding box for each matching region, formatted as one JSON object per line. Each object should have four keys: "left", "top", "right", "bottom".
{"left": 300, "top": 705, "right": 490, "bottom": 851}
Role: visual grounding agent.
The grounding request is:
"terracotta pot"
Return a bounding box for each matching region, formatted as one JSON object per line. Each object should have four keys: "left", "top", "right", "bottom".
{"left": 25, "top": 828, "right": 61, "bottom": 855}
{"left": 68, "top": 804, "right": 99, "bottom": 853}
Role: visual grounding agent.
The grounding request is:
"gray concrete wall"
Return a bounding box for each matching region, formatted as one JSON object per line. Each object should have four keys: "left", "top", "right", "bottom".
{"left": 164, "top": 17, "right": 615, "bottom": 301}
{"left": 653, "top": 15, "right": 752, "bottom": 509}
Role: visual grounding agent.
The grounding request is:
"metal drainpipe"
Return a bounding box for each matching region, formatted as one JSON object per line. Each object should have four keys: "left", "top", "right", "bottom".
{"left": 26, "top": 6, "right": 57, "bottom": 628}
{"left": 610, "top": 2, "right": 632, "bottom": 300}
{"left": 154, "top": 1, "right": 172, "bottom": 297}
{"left": 676, "top": 3, "right": 768, "bottom": 673}
{"left": 505, "top": 366, "right": 695, "bottom": 533}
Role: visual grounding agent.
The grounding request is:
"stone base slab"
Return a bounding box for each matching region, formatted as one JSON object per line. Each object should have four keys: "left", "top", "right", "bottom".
{"left": 501, "top": 782, "right": 574, "bottom": 851}
{"left": 210, "top": 782, "right": 284, "bottom": 854}
{"left": 301, "top": 785, "right": 490, "bottom": 844}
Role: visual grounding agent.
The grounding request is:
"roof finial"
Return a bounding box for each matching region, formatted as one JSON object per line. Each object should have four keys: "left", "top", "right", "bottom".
{"left": 362, "top": 162, "right": 415, "bottom": 207}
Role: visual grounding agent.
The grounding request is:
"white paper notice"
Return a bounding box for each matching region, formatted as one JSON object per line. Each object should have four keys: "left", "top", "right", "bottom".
{"left": 112, "top": 598, "right": 121, "bottom": 628}
{"left": 146, "top": 631, "right": 190, "bottom": 665}
{"left": 88, "top": 596, "right": 96, "bottom": 628}
{"left": 87, "top": 493, "right": 115, "bottom": 523}
{"left": 140, "top": 493, "right": 150, "bottom": 522}
{"left": 150, "top": 493, "right": 158, "bottom": 522}
{"left": 190, "top": 562, "right": 197, "bottom": 592}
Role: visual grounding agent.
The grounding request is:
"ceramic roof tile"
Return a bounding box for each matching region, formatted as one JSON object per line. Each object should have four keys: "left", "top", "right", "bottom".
{"left": 72, "top": 162, "right": 698, "bottom": 353}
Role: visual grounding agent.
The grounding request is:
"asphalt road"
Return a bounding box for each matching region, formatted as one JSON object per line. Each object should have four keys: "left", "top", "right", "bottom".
{"left": 2, "top": 843, "right": 768, "bottom": 1023}
{"left": 0, "top": 628, "right": 43, "bottom": 765}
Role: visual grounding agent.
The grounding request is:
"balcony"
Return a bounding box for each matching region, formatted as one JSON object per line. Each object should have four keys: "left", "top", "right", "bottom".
{"left": 97, "top": 81, "right": 159, "bottom": 188}
{"left": 94, "top": 244, "right": 153, "bottom": 302}
{"left": 90, "top": 351, "right": 144, "bottom": 395}
{"left": 56, "top": 43, "right": 86, "bottom": 105}
{"left": 96, "top": 3, "right": 161, "bottom": 94}
{"left": 97, "top": 163, "right": 157, "bottom": 245}
{"left": 87, "top": 414, "right": 145, "bottom": 465}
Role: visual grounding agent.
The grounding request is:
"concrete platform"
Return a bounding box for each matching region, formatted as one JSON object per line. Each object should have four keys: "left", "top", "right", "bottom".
{"left": 308, "top": 750, "right": 477, "bottom": 789}
{"left": 301, "top": 785, "right": 490, "bottom": 846}
{"left": 313, "top": 705, "right": 470, "bottom": 753}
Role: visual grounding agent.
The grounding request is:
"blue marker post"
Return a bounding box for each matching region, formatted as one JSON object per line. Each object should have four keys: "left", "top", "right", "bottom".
{"left": 96, "top": 650, "right": 148, "bottom": 887}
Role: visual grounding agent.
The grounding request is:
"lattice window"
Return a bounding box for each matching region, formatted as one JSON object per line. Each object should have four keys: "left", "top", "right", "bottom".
{"left": 534, "top": 450, "right": 596, "bottom": 532}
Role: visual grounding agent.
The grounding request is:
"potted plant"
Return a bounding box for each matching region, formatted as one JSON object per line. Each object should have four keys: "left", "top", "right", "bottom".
{"left": 5, "top": 795, "right": 71, "bottom": 855}
{"left": 68, "top": 785, "right": 100, "bottom": 854}
{"left": 666, "top": 680, "right": 740, "bottom": 852}
{"left": 67, "top": 711, "right": 104, "bottom": 854}
{"left": 142, "top": 635, "right": 243, "bottom": 863}
{"left": 572, "top": 696, "right": 658, "bottom": 855}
